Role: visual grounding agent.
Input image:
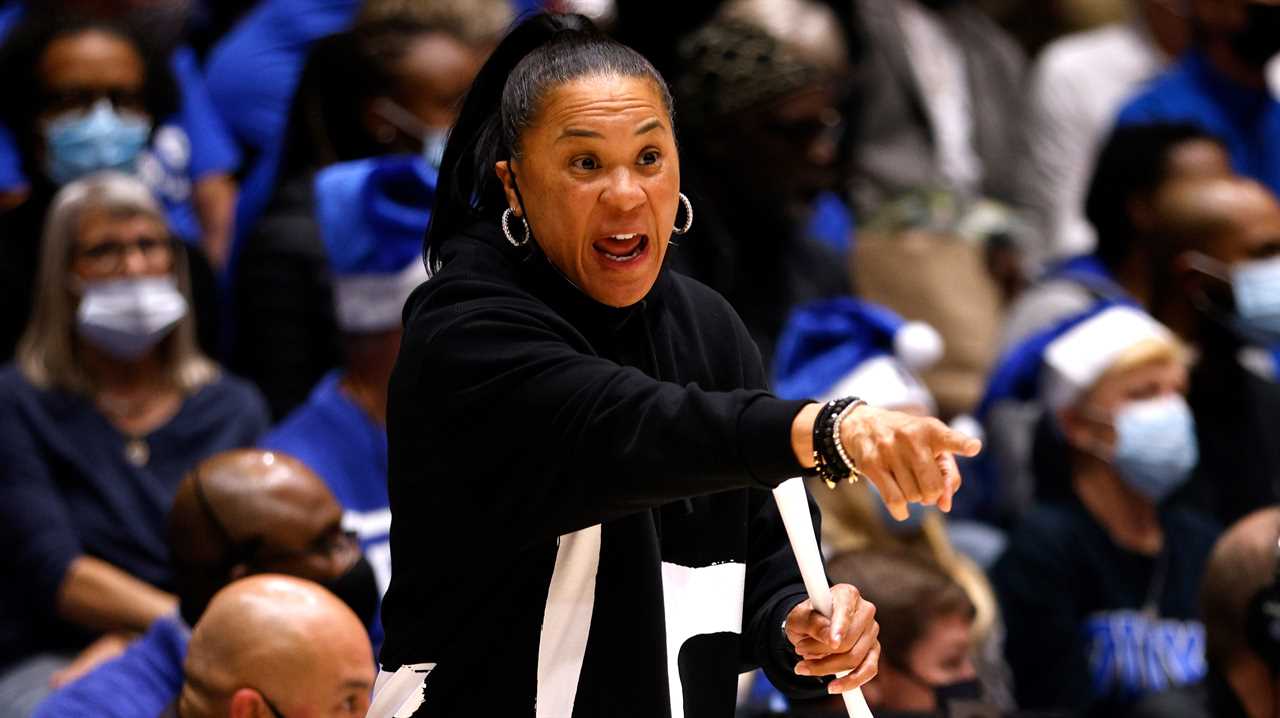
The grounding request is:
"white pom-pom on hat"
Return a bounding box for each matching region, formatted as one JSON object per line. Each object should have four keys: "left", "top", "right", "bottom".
{"left": 894, "top": 320, "right": 944, "bottom": 370}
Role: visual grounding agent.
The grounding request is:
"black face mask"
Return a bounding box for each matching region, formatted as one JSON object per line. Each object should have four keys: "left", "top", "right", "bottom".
{"left": 889, "top": 662, "right": 989, "bottom": 718}
{"left": 1231, "top": 3, "right": 1280, "bottom": 67}
{"left": 321, "top": 554, "right": 380, "bottom": 629}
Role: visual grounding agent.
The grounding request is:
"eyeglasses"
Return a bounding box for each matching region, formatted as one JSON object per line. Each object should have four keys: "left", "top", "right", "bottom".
{"left": 43, "top": 87, "right": 146, "bottom": 116}
{"left": 249, "top": 526, "right": 359, "bottom": 567}
{"left": 254, "top": 688, "right": 288, "bottom": 718}
{"left": 74, "top": 235, "right": 176, "bottom": 273}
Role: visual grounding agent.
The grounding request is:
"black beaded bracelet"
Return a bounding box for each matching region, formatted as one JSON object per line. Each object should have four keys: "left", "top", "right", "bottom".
{"left": 806, "top": 397, "right": 863, "bottom": 489}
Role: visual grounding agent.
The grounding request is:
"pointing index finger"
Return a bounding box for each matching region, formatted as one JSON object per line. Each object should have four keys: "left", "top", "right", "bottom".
{"left": 936, "top": 425, "right": 982, "bottom": 458}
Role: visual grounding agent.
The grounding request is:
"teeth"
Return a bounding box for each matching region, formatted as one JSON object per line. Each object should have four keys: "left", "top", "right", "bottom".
{"left": 610, "top": 233, "right": 637, "bottom": 240}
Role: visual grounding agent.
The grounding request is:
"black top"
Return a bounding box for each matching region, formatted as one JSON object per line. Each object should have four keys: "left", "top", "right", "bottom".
{"left": 380, "top": 221, "right": 823, "bottom": 716}
{"left": 1176, "top": 321, "right": 1280, "bottom": 526}
{"left": 991, "top": 497, "right": 1219, "bottom": 717}
{"left": 231, "top": 172, "right": 342, "bottom": 420}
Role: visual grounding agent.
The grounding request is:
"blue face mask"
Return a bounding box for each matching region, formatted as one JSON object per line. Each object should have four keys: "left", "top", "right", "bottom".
{"left": 43, "top": 99, "right": 152, "bottom": 185}
{"left": 1230, "top": 256, "right": 1280, "bottom": 341}
{"left": 1111, "top": 395, "right": 1198, "bottom": 503}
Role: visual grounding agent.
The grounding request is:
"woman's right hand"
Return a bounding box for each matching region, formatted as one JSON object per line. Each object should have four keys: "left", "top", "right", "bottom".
{"left": 838, "top": 404, "right": 982, "bottom": 520}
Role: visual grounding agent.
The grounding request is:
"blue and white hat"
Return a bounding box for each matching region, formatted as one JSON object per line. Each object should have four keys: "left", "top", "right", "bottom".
{"left": 315, "top": 155, "right": 436, "bottom": 332}
{"left": 978, "top": 302, "right": 1178, "bottom": 416}
{"left": 773, "top": 297, "right": 944, "bottom": 410}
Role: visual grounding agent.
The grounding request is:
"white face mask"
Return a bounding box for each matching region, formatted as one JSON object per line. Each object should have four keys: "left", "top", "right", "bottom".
{"left": 76, "top": 276, "right": 188, "bottom": 360}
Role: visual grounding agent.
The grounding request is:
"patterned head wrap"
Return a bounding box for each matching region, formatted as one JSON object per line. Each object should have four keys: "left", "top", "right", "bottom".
{"left": 673, "top": 18, "right": 823, "bottom": 130}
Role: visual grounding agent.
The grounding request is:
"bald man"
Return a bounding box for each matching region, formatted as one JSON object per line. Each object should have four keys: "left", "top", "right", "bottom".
{"left": 33, "top": 450, "right": 379, "bottom": 718}
{"left": 167, "top": 575, "right": 374, "bottom": 718}
{"left": 1146, "top": 176, "right": 1280, "bottom": 525}
{"left": 1135, "top": 506, "right": 1280, "bottom": 718}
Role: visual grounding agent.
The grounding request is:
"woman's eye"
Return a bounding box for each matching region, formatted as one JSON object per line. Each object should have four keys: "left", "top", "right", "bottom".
{"left": 572, "top": 156, "right": 599, "bottom": 171}
{"left": 639, "top": 150, "right": 660, "bottom": 165}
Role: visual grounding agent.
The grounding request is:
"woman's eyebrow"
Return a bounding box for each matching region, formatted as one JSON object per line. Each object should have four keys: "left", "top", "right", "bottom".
{"left": 557, "top": 127, "right": 603, "bottom": 141}
{"left": 634, "top": 118, "right": 663, "bottom": 135}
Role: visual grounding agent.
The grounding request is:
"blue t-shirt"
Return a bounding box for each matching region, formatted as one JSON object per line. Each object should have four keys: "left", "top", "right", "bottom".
{"left": 260, "top": 371, "right": 389, "bottom": 646}
{"left": 0, "top": 367, "right": 268, "bottom": 668}
{"left": 31, "top": 614, "right": 189, "bottom": 718}
{"left": 204, "top": 0, "right": 360, "bottom": 246}
{"left": 1117, "top": 51, "right": 1280, "bottom": 195}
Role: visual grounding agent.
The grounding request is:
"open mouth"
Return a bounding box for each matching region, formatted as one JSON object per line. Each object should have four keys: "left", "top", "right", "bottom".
{"left": 593, "top": 233, "right": 649, "bottom": 264}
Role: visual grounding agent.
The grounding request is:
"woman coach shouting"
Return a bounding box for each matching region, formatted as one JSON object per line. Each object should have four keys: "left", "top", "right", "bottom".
{"left": 371, "top": 13, "right": 981, "bottom": 717}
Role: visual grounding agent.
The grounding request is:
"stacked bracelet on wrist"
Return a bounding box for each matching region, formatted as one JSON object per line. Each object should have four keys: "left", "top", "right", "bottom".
{"left": 805, "top": 396, "right": 867, "bottom": 489}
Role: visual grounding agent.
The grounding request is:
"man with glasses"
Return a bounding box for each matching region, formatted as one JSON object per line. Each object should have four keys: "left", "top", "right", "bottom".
{"left": 31, "top": 449, "right": 380, "bottom": 718}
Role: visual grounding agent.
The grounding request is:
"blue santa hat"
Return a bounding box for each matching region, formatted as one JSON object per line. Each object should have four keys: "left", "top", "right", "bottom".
{"left": 315, "top": 155, "right": 437, "bottom": 332}
{"left": 773, "top": 297, "right": 944, "bottom": 409}
{"left": 976, "top": 301, "right": 1176, "bottom": 419}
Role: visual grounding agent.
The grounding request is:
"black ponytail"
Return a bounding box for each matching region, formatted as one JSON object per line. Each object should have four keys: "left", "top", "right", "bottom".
{"left": 424, "top": 12, "right": 672, "bottom": 270}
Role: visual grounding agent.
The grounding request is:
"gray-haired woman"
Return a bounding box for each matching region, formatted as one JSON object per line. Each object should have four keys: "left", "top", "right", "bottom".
{"left": 374, "top": 14, "right": 981, "bottom": 718}
{"left": 0, "top": 172, "right": 267, "bottom": 716}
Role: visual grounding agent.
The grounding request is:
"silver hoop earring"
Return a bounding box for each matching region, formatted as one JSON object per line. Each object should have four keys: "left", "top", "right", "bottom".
{"left": 672, "top": 192, "right": 694, "bottom": 235}
{"left": 501, "top": 208, "right": 530, "bottom": 247}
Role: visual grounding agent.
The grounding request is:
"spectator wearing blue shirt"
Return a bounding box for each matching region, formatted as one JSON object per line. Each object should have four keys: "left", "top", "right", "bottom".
{"left": 231, "top": 18, "right": 483, "bottom": 419}
{"left": 1117, "top": 0, "right": 1280, "bottom": 195}
{"left": 0, "top": 173, "right": 268, "bottom": 717}
{"left": 0, "top": 4, "right": 241, "bottom": 267}
{"left": 32, "top": 449, "right": 381, "bottom": 718}
{"left": 261, "top": 154, "right": 436, "bottom": 643}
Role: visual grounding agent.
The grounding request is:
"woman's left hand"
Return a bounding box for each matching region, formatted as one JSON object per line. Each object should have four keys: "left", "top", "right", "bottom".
{"left": 783, "top": 583, "right": 879, "bottom": 694}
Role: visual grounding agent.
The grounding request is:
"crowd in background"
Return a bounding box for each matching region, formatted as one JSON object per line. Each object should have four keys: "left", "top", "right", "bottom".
{"left": 1, "top": 0, "right": 1280, "bottom": 716}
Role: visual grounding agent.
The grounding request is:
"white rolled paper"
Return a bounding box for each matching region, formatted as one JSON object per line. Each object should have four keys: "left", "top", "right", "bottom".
{"left": 772, "top": 477, "right": 875, "bottom": 718}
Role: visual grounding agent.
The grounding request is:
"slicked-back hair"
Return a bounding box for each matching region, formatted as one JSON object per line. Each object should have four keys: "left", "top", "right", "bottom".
{"left": 424, "top": 13, "right": 673, "bottom": 269}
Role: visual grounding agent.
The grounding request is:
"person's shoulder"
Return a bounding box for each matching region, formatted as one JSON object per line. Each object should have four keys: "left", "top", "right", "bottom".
{"left": 261, "top": 379, "right": 347, "bottom": 454}
{"left": 1039, "top": 22, "right": 1145, "bottom": 72}
{"left": 404, "top": 239, "right": 561, "bottom": 341}
{"left": 1117, "top": 55, "right": 1206, "bottom": 124}
{"left": 661, "top": 269, "right": 756, "bottom": 346}
{"left": 189, "top": 371, "right": 269, "bottom": 422}
{"left": 663, "top": 270, "right": 739, "bottom": 321}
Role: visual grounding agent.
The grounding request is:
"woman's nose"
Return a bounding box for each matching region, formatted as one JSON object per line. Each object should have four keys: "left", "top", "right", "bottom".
{"left": 600, "top": 167, "right": 646, "bottom": 213}
{"left": 119, "top": 244, "right": 151, "bottom": 276}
